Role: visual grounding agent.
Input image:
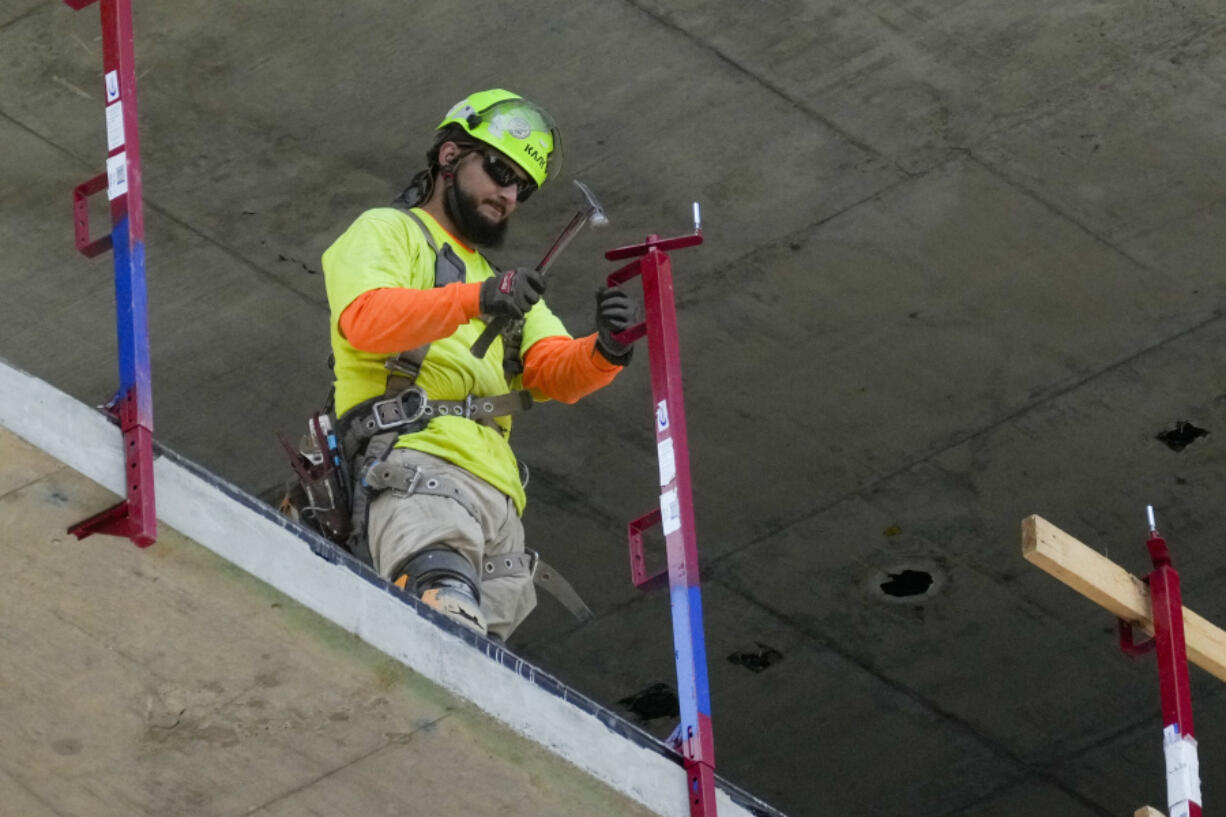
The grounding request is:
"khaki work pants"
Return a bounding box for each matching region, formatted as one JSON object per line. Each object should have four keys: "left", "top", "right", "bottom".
{"left": 367, "top": 448, "right": 536, "bottom": 640}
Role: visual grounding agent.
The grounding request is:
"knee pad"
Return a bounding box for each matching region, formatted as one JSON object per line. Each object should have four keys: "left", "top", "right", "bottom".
{"left": 395, "top": 545, "right": 481, "bottom": 602}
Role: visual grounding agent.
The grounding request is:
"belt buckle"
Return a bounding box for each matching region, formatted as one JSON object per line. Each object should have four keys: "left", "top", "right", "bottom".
{"left": 371, "top": 386, "right": 428, "bottom": 430}
{"left": 371, "top": 398, "right": 401, "bottom": 430}
{"left": 525, "top": 548, "right": 540, "bottom": 579}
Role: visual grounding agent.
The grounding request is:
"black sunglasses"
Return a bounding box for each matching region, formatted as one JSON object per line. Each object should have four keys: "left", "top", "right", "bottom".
{"left": 478, "top": 151, "right": 537, "bottom": 201}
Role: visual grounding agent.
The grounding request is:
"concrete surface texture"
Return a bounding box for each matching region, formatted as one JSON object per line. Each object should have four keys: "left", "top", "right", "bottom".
{"left": 2, "top": 1, "right": 1225, "bottom": 815}
{"left": 0, "top": 427, "right": 663, "bottom": 817}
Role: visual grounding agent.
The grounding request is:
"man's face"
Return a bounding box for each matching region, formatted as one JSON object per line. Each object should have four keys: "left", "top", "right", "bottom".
{"left": 444, "top": 148, "right": 533, "bottom": 249}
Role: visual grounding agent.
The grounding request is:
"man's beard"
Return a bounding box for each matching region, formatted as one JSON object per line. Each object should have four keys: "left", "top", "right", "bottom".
{"left": 444, "top": 175, "right": 508, "bottom": 249}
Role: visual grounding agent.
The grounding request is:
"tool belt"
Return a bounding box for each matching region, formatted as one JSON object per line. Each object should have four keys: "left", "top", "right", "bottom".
{"left": 338, "top": 385, "right": 533, "bottom": 457}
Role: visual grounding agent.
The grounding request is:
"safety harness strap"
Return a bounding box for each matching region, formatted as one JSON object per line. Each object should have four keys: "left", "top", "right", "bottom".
{"left": 482, "top": 552, "right": 594, "bottom": 622}
{"left": 380, "top": 208, "right": 469, "bottom": 393}
{"left": 360, "top": 457, "right": 591, "bottom": 621}
{"left": 346, "top": 430, "right": 399, "bottom": 565}
{"left": 536, "top": 559, "right": 595, "bottom": 622}
{"left": 362, "top": 461, "right": 482, "bottom": 522}
{"left": 385, "top": 347, "right": 428, "bottom": 397}
{"left": 338, "top": 388, "right": 532, "bottom": 467}
{"left": 403, "top": 209, "right": 467, "bottom": 287}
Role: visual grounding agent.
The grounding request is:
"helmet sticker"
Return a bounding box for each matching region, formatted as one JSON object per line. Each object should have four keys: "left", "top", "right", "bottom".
{"left": 487, "top": 115, "right": 506, "bottom": 139}
{"left": 448, "top": 102, "right": 476, "bottom": 121}
{"left": 488, "top": 113, "right": 532, "bottom": 140}
{"left": 507, "top": 116, "right": 532, "bottom": 139}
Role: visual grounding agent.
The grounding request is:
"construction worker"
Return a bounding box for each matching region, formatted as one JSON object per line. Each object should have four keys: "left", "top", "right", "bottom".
{"left": 321, "top": 89, "right": 634, "bottom": 640}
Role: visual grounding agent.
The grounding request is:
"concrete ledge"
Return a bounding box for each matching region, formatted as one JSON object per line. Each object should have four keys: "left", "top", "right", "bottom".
{"left": 0, "top": 357, "right": 782, "bottom": 817}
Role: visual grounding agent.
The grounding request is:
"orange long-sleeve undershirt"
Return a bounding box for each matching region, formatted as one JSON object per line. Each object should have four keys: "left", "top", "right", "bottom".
{"left": 339, "top": 285, "right": 621, "bottom": 404}
{"left": 522, "top": 334, "right": 621, "bottom": 404}
{"left": 340, "top": 282, "right": 482, "bottom": 354}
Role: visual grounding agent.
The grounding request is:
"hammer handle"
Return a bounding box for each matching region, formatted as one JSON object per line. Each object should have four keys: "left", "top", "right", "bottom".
{"left": 471, "top": 316, "right": 509, "bottom": 359}
{"left": 470, "top": 208, "right": 592, "bottom": 359}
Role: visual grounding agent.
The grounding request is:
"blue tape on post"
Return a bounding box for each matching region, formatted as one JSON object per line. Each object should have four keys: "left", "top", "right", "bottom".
{"left": 110, "top": 215, "right": 153, "bottom": 422}
{"left": 671, "top": 583, "right": 714, "bottom": 730}
{"left": 688, "top": 584, "right": 713, "bottom": 716}
{"left": 671, "top": 583, "right": 698, "bottom": 730}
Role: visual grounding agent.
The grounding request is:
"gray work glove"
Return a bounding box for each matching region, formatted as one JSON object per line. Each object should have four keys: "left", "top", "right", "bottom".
{"left": 595, "top": 286, "right": 637, "bottom": 366}
{"left": 480, "top": 267, "right": 546, "bottom": 319}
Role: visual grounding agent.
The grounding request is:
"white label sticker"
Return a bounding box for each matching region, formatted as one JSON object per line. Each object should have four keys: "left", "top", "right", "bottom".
{"left": 660, "top": 488, "right": 681, "bottom": 535}
{"left": 106, "top": 152, "right": 128, "bottom": 200}
{"left": 656, "top": 400, "right": 670, "bottom": 432}
{"left": 105, "top": 70, "right": 119, "bottom": 102}
{"left": 657, "top": 438, "right": 676, "bottom": 487}
{"left": 1164, "top": 734, "right": 1201, "bottom": 809}
{"left": 105, "top": 101, "right": 125, "bottom": 151}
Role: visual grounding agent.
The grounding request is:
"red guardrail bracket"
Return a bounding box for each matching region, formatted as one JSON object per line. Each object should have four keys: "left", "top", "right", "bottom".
{"left": 628, "top": 508, "right": 668, "bottom": 590}
{"left": 73, "top": 173, "right": 113, "bottom": 258}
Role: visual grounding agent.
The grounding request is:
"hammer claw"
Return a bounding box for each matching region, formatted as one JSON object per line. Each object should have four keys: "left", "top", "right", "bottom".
{"left": 470, "top": 180, "right": 609, "bottom": 358}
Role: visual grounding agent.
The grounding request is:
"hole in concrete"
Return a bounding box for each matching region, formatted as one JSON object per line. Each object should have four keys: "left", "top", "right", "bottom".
{"left": 880, "top": 569, "right": 933, "bottom": 598}
{"left": 727, "top": 643, "right": 783, "bottom": 673}
{"left": 865, "top": 559, "right": 945, "bottom": 604}
{"left": 1156, "top": 421, "right": 1208, "bottom": 452}
{"left": 617, "top": 683, "right": 679, "bottom": 722}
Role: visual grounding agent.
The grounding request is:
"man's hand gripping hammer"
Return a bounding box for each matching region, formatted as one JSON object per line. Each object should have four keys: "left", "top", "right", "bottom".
{"left": 470, "top": 180, "right": 609, "bottom": 358}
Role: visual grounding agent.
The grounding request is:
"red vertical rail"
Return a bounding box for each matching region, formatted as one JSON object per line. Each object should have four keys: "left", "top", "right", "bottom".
{"left": 607, "top": 218, "right": 716, "bottom": 817}
{"left": 65, "top": 0, "right": 157, "bottom": 547}
{"left": 1144, "top": 514, "right": 1202, "bottom": 817}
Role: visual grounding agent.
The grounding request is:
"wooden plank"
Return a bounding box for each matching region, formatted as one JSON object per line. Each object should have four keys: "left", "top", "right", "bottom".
{"left": 1022, "top": 515, "right": 1226, "bottom": 685}
{"left": 1134, "top": 807, "right": 1165, "bottom": 817}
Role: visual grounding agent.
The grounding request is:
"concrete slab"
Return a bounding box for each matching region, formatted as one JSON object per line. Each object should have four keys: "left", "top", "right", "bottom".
{"left": 523, "top": 581, "right": 1022, "bottom": 817}
{"left": 978, "top": 24, "right": 1226, "bottom": 247}
{"left": 941, "top": 779, "right": 1110, "bottom": 817}
{"left": 713, "top": 285, "right": 1226, "bottom": 807}
{"left": 537, "top": 154, "right": 1220, "bottom": 558}
{"left": 1051, "top": 688, "right": 1226, "bottom": 817}
{"left": 715, "top": 520, "right": 1156, "bottom": 763}
{"left": 634, "top": 0, "right": 1226, "bottom": 170}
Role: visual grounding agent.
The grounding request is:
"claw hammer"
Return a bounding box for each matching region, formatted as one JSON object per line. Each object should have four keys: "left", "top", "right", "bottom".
{"left": 470, "top": 179, "right": 609, "bottom": 358}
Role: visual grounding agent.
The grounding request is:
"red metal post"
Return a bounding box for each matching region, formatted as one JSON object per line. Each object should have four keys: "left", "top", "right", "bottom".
{"left": 64, "top": 0, "right": 157, "bottom": 547}
{"left": 1143, "top": 515, "right": 1201, "bottom": 817}
{"left": 607, "top": 214, "right": 717, "bottom": 817}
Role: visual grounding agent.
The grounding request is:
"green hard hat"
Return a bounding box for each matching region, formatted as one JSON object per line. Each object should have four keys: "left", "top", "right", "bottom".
{"left": 438, "top": 89, "right": 561, "bottom": 189}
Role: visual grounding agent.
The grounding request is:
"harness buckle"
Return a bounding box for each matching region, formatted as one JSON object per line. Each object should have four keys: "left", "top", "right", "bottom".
{"left": 371, "top": 386, "right": 428, "bottom": 430}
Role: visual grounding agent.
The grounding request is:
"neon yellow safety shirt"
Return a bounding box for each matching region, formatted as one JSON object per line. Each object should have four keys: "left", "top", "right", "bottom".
{"left": 322, "top": 207, "right": 569, "bottom": 513}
